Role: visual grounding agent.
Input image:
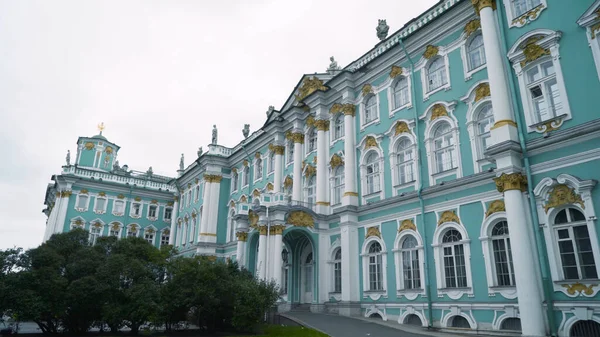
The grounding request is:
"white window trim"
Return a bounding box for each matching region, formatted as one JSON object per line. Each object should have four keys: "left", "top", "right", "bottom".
{"left": 126, "top": 224, "right": 140, "bottom": 238}
{"left": 533, "top": 174, "right": 600, "bottom": 298}
{"left": 195, "top": 184, "right": 200, "bottom": 202}
{"left": 231, "top": 170, "right": 239, "bottom": 194}
{"left": 420, "top": 101, "right": 462, "bottom": 186}
{"left": 432, "top": 219, "right": 474, "bottom": 299}
{"left": 360, "top": 93, "right": 380, "bottom": 129}
{"left": 112, "top": 198, "right": 126, "bottom": 216}
{"left": 159, "top": 228, "right": 170, "bottom": 248}
{"left": 393, "top": 226, "right": 426, "bottom": 300}
{"left": 75, "top": 192, "right": 90, "bottom": 212}
{"left": 130, "top": 201, "right": 143, "bottom": 219}
{"left": 147, "top": 203, "right": 159, "bottom": 221}
{"left": 163, "top": 206, "right": 173, "bottom": 222}
{"left": 189, "top": 215, "right": 197, "bottom": 244}
{"left": 329, "top": 112, "right": 345, "bottom": 146}
{"left": 109, "top": 221, "right": 123, "bottom": 238}
{"left": 357, "top": 138, "right": 385, "bottom": 203}
{"left": 70, "top": 216, "right": 86, "bottom": 230}
{"left": 460, "top": 30, "right": 487, "bottom": 81}
{"left": 440, "top": 311, "right": 478, "bottom": 329}
{"left": 267, "top": 152, "right": 275, "bottom": 176}
{"left": 227, "top": 210, "right": 236, "bottom": 243}
{"left": 327, "top": 239, "right": 342, "bottom": 301}
{"left": 417, "top": 50, "right": 452, "bottom": 101}
{"left": 377, "top": 70, "right": 412, "bottom": 118}
{"left": 479, "top": 211, "right": 518, "bottom": 299}
{"left": 253, "top": 156, "right": 263, "bottom": 183}
{"left": 461, "top": 82, "right": 494, "bottom": 173}
{"left": 304, "top": 175, "right": 316, "bottom": 208}
{"left": 144, "top": 225, "right": 157, "bottom": 245}
{"left": 305, "top": 127, "right": 317, "bottom": 156}
{"left": 577, "top": 1, "right": 600, "bottom": 82}
{"left": 285, "top": 140, "right": 295, "bottom": 168}
{"left": 329, "top": 161, "right": 345, "bottom": 207}
{"left": 507, "top": 29, "right": 571, "bottom": 133}
{"left": 361, "top": 234, "right": 388, "bottom": 300}
{"left": 503, "top": 0, "right": 548, "bottom": 29}
{"left": 242, "top": 166, "right": 250, "bottom": 188}
{"left": 385, "top": 120, "right": 420, "bottom": 193}
{"left": 88, "top": 220, "right": 104, "bottom": 245}
{"left": 93, "top": 195, "right": 108, "bottom": 215}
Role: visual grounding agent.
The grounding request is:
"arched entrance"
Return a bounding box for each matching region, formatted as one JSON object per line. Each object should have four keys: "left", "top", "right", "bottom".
{"left": 283, "top": 228, "right": 316, "bottom": 305}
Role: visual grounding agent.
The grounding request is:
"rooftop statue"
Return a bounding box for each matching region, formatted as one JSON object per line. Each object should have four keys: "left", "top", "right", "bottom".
{"left": 179, "top": 153, "right": 184, "bottom": 171}
{"left": 147, "top": 166, "right": 153, "bottom": 176}
{"left": 242, "top": 124, "right": 250, "bottom": 139}
{"left": 376, "top": 19, "right": 389, "bottom": 41}
{"left": 327, "top": 56, "right": 341, "bottom": 73}
{"left": 197, "top": 147, "right": 203, "bottom": 157}
{"left": 212, "top": 125, "right": 218, "bottom": 145}
{"left": 66, "top": 150, "right": 71, "bottom": 166}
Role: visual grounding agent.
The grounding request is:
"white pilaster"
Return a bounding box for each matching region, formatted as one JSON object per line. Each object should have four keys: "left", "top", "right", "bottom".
{"left": 342, "top": 108, "right": 358, "bottom": 206}
{"left": 477, "top": 3, "right": 519, "bottom": 144}
{"left": 271, "top": 225, "right": 284, "bottom": 286}
{"left": 339, "top": 212, "right": 360, "bottom": 316}
{"left": 205, "top": 176, "right": 222, "bottom": 243}
{"left": 318, "top": 231, "right": 330, "bottom": 303}
{"left": 495, "top": 173, "right": 546, "bottom": 337}
{"left": 168, "top": 199, "right": 179, "bottom": 245}
{"left": 44, "top": 193, "right": 62, "bottom": 241}
{"left": 55, "top": 191, "right": 71, "bottom": 235}
{"left": 291, "top": 133, "right": 304, "bottom": 201}
{"left": 273, "top": 146, "right": 284, "bottom": 192}
{"left": 315, "top": 120, "right": 330, "bottom": 213}
{"left": 236, "top": 231, "right": 248, "bottom": 268}
{"left": 257, "top": 226, "right": 267, "bottom": 280}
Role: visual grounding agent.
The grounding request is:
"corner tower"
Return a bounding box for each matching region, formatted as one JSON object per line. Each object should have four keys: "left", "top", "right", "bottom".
{"left": 74, "top": 123, "right": 120, "bottom": 171}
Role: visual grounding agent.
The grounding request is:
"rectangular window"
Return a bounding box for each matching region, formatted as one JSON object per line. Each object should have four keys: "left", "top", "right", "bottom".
{"left": 114, "top": 200, "right": 124, "bottom": 214}
{"left": 369, "top": 255, "right": 383, "bottom": 291}
{"left": 492, "top": 238, "right": 515, "bottom": 286}
{"left": 89, "top": 227, "right": 101, "bottom": 245}
{"left": 110, "top": 228, "right": 120, "bottom": 237}
{"left": 164, "top": 208, "right": 172, "bottom": 221}
{"left": 334, "top": 262, "right": 342, "bottom": 292}
{"left": 161, "top": 233, "right": 170, "bottom": 246}
{"left": 132, "top": 203, "right": 141, "bottom": 216}
{"left": 512, "top": 0, "right": 541, "bottom": 17}
{"left": 149, "top": 205, "right": 157, "bottom": 218}
{"left": 127, "top": 228, "right": 138, "bottom": 238}
{"left": 77, "top": 195, "right": 88, "bottom": 209}
{"left": 557, "top": 226, "right": 598, "bottom": 280}
{"left": 444, "top": 245, "right": 467, "bottom": 288}
{"left": 145, "top": 233, "right": 154, "bottom": 244}
{"left": 95, "top": 198, "right": 106, "bottom": 212}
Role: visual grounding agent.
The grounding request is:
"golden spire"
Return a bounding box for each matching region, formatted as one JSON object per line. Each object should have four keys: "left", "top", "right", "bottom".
{"left": 97, "top": 122, "right": 105, "bottom": 135}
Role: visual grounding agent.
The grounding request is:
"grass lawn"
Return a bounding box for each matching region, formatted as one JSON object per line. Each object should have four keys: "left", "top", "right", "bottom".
{"left": 227, "top": 325, "right": 329, "bottom": 337}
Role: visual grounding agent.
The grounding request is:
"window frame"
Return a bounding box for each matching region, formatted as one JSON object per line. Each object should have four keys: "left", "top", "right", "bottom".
{"left": 507, "top": 30, "right": 571, "bottom": 134}
{"left": 254, "top": 156, "right": 263, "bottom": 182}
{"left": 361, "top": 94, "right": 379, "bottom": 128}
{"left": 144, "top": 227, "right": 156, "bottom": 245}
{"left": 305, "top": 175, "right": 316, "bottom": 208}
{"left": 112, "top": 199, "right": 125, "bottom": 216}
{"left": 159, "top": 229, "right": 170, "bottom": 247}
{"left": 393, "top": 227, "right": 426, "bottom": 299}
{"left": 432, "top": 221, "right": 473, "bottom": 299}
{"left": 126, "top": 224, "right": 140, "bottom": 238}
{"left": 503, "top": 0, "right": 547, "bottom": 28}
{"left": 93, "top": 195, "right": 108, "bottom": 215}
{"left": 75, "top": 192, "right": 90, "bottom": 212}
{"left": 331, "top": 113, "right": 345, "bottom": 142}
{"left": 577, "top": 3, "right": 600, "bottom": 82}
{"left": 361, "top": 236, "right": 388, "bottom": 300}
{"left": 420, "top": 54, "right": 451, "bottom": 100}
{"left": 242, "top": 166, "right": 250, "bottom": 188}
{"left": 163, "top": 206, "right": 173, "bottom": 222}
{"left": 460, "top": 30, "right": 487, "bottom": 80}
{"left": 231, "top": 170, "right": 239, "bottom": 193}
{"left": 286, "top": 139, "right": 294, "bottom": 166}
{"left": 330, "top": 164, "right": 345, "bottom": 206}
{"left": 130, "top": 201, "right": 142, "bottom": 219}
{"left": 329, "top": 246, "right": 342, "bottom": 295}
{"left": 147, "top": 204, "right": 158, "bottom": 221}
{"left": 480, "top": 212, "right": 518, "bottom": 299}
{"left": 88, "top": 221, "right": 104, "bottom": 245}
{"left": 306, "top": 128, "right": 317, "bottom": 155}
{"left": 268, "top": 152, "right": 275, "bottom": 175}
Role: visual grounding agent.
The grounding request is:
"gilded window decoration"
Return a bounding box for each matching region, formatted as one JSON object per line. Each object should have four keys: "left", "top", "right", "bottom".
{"left": 105, "top": 146, "right": 113, "bottom": 154}
{"left": 474, "top": 82, "right": 490, "bottom": 102}
{"left": 423, "top": 45, "right": 439, "bottom": 59}
{"left": 464, "top": 19, "right": 481, "bottom": 37}
{"left": 398, "top": 219, "right": 416, "bottom": 232}
{"left": 295, "top": 76, "right": 328, "bottom": 102}
{"left": 240, "top": 195, "right": 247, "bottom": 203}
{"left": 365, "top": 136, "right": 378, "bottom": 148}
{"left": 306, "top": 115, "right": 315, "bottom": 127}
{"left": 437, "top": 210, "right": 461, "bottom": 225}
{"left": 366, "top": 226, "right": 381, "bottom": 238}
{"left": 485, "top": 200, "right": 506, "bottom": 217}
{"left": 134, "top": 196, "right": 142, "bottom": 202}
{"left": 304, "top": 164, "right": 316, "bottom": 178}
{"left": 389, "top": 65, "right": 403, "bottom": 79}
{"left": 80, "top": 189, "right": 89, "bottom": 194}
{"left": 266, "top": 182, "right": 274, "bottom": 191}
{"left": 284, "top": 176, "right": 293, "bottom": 189}
{"left": 229, "top": 200, "right": 235, "bottom": 208}
{"left": 84, "top": 142, "right": 95, "bottom": 150}
{"left": 430, "top": 104, "right": 448, "bottom": 121}
{"left": 520, "top": 36, "right": 550, "bottom": 67}
{"left": 544, "top": 184, "right": 585, "bottom": 213}
{"left": 394, "top": 121, "right": 409, "bottom": 136}
{"left": 361, "top": 84, "right": 373, "bottom": 97}
{"left": 330, "top": 154, "right": 344, "bottom": 169}
{"left": 286, "top": 210, "right": 314, "bottom": 228}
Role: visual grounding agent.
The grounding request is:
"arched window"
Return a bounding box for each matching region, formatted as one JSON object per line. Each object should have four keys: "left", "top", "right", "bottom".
{"left": 195, "top": 185, "right": 200, "bottom": 201}
{"left": 404, "top": 314, "right": 423, "bottom": 326}
{"left": 332, "top": 166, "right": 345, "bottom": 205}
{"left": 307, "top": 128, "right": 317, "bottom": 153}
{"left": 189, "top": 217, "right": 196, "bottom": 244}
{"left": 400, "top": 235, "right": 421, "bottom": 290}
{"left": 232, "top": 171, "right": 238, "bottom": 192}
{"left": 395, "top": 138, "right": 414, "bottom": 185}
{"left": 364, "top": 95, "right": 377, "bottom": 124}
{"left": 553, "top": 207, "right": 597, "bottom": 280}
{"left": 500, "top": 317, "right": 522, "bottom": 331}
{"left": 393, "top": 77, "right": 409, "bottom": 109}
{"left": 442, "top": 229, "right": 467, "bottom": 288}
{"left": 287, "top": 139, "right": 294, "bottom": 164}
{"left": 242, "top": 166, "right": 249, "bottom": 187}
{"left": 569, "top": 320, "right": 600, "bottom": 337}
{"left": 333, "top": 248, "right": 342, "bottom": 293}
{"left": 306, "top": 175, "right": 316, "bottom": 206}
{"left": 476, "top": 104, "right": 494, "bottom": 156}
{"left": 268, "top": 152, "right": 275, "bottom": 173}
{"left": 427, "top": 58, "right": 448, "bottom": 92}
{"left": 450, "top": 316, "right": 471, "bottom": 329}
{"left": 333, "top": 114, "right": 345, "bottom": 140}
{"left": 145, "top": 228, "right": 155, "bottom": 245}
{"left": 365, "top": 152, "right": 381, "bottom": 195}
{"left": 491, "top": 221, "right": 515, "bottom": 286}
{"left": 127, "top": 225, "right": 139, "bottom": 238}
{"left": 433, "top": 122, "right": 456, "bottom": 173}
{"left": 367, "top": 242, "right": 383, "bottom": 291}
{"left": 467, "top": 34, "right": 486, "bottom": 70}
{"left": 255, "top": 158, "right": 263, "bottom": 180}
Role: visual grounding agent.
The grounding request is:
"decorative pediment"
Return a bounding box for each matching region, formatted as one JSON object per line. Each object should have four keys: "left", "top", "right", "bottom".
{"left": 361, "top": 84, "right": 373, "bottom": 97}
{"left": 389, "top": 65, "right": 403, "bottom": 78}
{"left": 423, "top": 45, "right": 439, "bottom": 59}
{"left": 366, "top": 226, "right": 381, "bottom": 238}
{"left": 394, "top": 121, "right": 409, "bottom": 136}
{"left": 474, "top": 82, "right": 490, "bottom": 102}
{"left": 464, "top": 19, "right": 481, "bottom": 37}
{"left": 544, "top": 184, "right": 585, "bottom": 213}
{"left": 398, "top": 219, "right": 416, "bottom": 232}
{"left": 330, "top": 154, "right": 344, "bottom": 169}
{"left": 520, "top": 36, "right": 550, "bottom": 67}
{"left": 229, "top": 200, "right": 236, "bottom": 208}
{"left": 111, "top": 222, "right": 121, "bottom": 230}
{"left": 437, "top": 210, "right": 460, "bottom": 226}
{"left": 286, "top": 210, "right": 314, "bottom": 228}
{"left": 485, "top": 200, "right": 506, "bottom": 217}
{"left": 365, "top": 136, "right": 378, "bottom": 148}
{"left": 295, "top": 76, "right": 328, "bottom": 102}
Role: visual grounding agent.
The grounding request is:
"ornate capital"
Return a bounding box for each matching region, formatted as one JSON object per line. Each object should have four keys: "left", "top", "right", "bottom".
{"left": 60, "top": 190, "right": 72, "bottom": 198}
{"left": 423, "top": 45, "right": 439, "bottom": 59}
{"left": 544, "top": 184, "right": 585, "bottom": 213}
{"left": 314, "top": 119, "right": 330, "bottom": 131}
{"left": 286, "top": 132, "right": 305, "bottom": 144}
{"left": 494, "top": 173, "right": 528, "bottom": 193}
{"left": 366, "top": 226, "right": 381, "bottom": 238}
{"left": 269, "top": 144, "right": 285, "bottom": 155}
{"left": 306, "top": 115, "right": 315, "bottom": 128}
{"left": 272, "top": 224, "right": 286, "bottom": 235}
{"left": 204, "top": 174, "right": 223, "bottom": 183}
{"left": 398, "top": 219, "right": 416, "bottom": 232}
{"left": 342, "top": 104, "right": 356, "bottom": 116}
{"left": 485, "top": 200, "right": 506, "bottom": 217}
{"left": 471, "top": 0, "right": 496, "bottom": 16}
{"left": 243, "top": 159, "right": 249, "bottom": 167}
{"left": 236, "top": 231, "right": 248, "bottom": 242}
{"left": 258, "top": 226, "right": 268, "bottom": 235}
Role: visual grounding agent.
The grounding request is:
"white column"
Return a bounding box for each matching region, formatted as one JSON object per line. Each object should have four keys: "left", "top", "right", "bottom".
{"left": 318, "top": 232, "right": 329, "bottom": 304}
{"left": 168, "top": 199, "right": 179, "bottom": 245}
{"left": 342, "top": 106, "right": 358, "bottom": 206}
{"left": 236, "top": 231, "right": 248, "bottom": 267}
{"left": 496, "top": 173, "right": 546, "bottom": 337}
{"left": 273, "top": 146, "right": 284, "bottom": 192}
{"left": 475, "top": 2, "right": 519, "bottom": 143}
{"left": 271, "top": 225, "right": 284, "bottom": 286}
{"left": 257, "top": 226, "right": 267, "bottom": 279}
{"left": 44, "top": 193, "right": 62, "bottom": 241}
{"left": 205, "top": 175, "right": 222, "bottom": 242}
{"left": 198, "top": 176, "right": 212, "bottom": 242}
{"left": 291, "top": 133, "right": 304, "bottom": 201}
{"left": 175, "top": 222, "right": 182, "bottom": 247}
{"left": 55, "top": 191, "right": 71, "bottom": 235}
{"left": 339, "top": 213, "right": 360, "bottom": 316}
{"left": 315, "top": 120, "right": 329, "bottom": 213}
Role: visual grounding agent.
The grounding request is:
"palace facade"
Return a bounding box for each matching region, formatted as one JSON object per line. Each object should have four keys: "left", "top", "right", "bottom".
{"left": 42, "top": 1, "right": 600, "bottom": 336}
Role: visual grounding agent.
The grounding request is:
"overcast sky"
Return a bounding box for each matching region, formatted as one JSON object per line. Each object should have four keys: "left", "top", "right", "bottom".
{"left": 0, "top": 0, "right": 437, "bottom": 250}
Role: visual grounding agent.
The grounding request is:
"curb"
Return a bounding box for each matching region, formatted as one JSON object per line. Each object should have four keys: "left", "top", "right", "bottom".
{"left": 279, "top": 314, "right": 332, "bottom": 336}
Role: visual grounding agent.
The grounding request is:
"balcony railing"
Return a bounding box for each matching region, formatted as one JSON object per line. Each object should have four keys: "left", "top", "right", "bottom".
{"left": 207, "top": 144, "right": 233, "bottom": 157}
{"left": 61, "top": 166, "right": 174, "bottom": 191}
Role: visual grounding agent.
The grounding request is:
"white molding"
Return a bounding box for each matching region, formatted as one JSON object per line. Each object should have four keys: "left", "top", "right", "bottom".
{"left": 386, "top": 119, "right": 420, "bottom": 193}
{"left": 361, "top": 234, "right": 388, "bottom": 300}
{"left": 92, "top": 195, "right": 108, "bottom": 215}
{"left": 392, "top": 222, "right": 426, "bottom": 300}
{"left": 503, "top": 0, "right": 548, "bottom": 29}
{"left": 462, "top": 80, "right": 494, "bottom": 173}
{"left": 419, "top": 51, "right": 452, "bottom": 101}
{"left": 531, "top": 147, "right": 600, "bottom": 175}
{"left": 577, "top": 1, "right": 600, "bottom": 82}
{"left": 459, "top": 29, "right": 487, "bottom": 81}
{"left": 379, "top": 69, "right": 412, "bottom": 117}
{"left": 359, "top": 92, "right": 381, "bottom": 130}
{"left": 357, "top": 139, "right": 385, "bottom": 203}
{"left": 432, "top": 221, "right": 474, "bottom": 299}
{"left": 440, "top": 308, "right": 477, "bottom": 329}
{"left": 74, "top": 192, "right": 90, "bottom": 212}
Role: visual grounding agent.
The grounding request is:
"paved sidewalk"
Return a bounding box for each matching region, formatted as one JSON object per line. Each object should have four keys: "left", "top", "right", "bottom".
{"left": 283, "top": 311, "right": 449, "bottom": 337}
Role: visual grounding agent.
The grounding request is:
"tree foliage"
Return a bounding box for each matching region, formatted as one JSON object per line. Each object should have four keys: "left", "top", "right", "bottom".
{"left": 0, "top": 231, "right": 278, "bottom": 335}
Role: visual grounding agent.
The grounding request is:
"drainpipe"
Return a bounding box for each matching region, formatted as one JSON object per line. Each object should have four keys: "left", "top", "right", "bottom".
{"left": 496, "top": 2, "right": 556, "bottom": 335}
{"left": 399, "top": 38, "right": 433, "bottom": 329}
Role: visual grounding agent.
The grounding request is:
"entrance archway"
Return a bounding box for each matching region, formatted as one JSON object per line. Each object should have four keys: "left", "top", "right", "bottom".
{"left": 283, "top": 228, "right": 316, "bottom": 305}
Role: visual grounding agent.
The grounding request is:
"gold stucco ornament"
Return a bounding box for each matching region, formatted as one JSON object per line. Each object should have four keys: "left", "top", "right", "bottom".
{"left": 204, "top": 174, "right": 223, "bottom": 183}
{"left": 315, "top": 119, "right": 330, "bottom": 131}
{"left": 266, "top": 182, "right": 274, "bottom": 191}
{"left": 240, "top": 195, "right": 247, "bottom": 203}
{"left": 105, "top": 146, "right": 113, "bottom": 154}
{"left": 295, "top": 76, "right": 328, "bottom": 102}
{"left": 394, "top": 121, "right": 409, "bottom": 136}
{"left": 304, "top": 164, "right": 316, "bottom": 178}
{"left": 471, "top": 0, "right": 496, "bottom": 16}
{"left": 80, "top": 189, "right": 89, "bottom": 194}
{"left": 330, "top": 154, "right": 344, "bottom": 169}
{"left": 389, "top": 65, "right": 403, "bottom": 79}
{"left": 236, "top": 232, "right": 248, "bottom": 242}
{"left": 544, "top": 184, "right": 585, "bottom": 213}
{"left": 430, "top": 104, "right": 448, "bottom": 121}
{"left": 485, "top": 200, "right": 506, "bottom": 217}
{"left": 286, "top": 131, "right": 305, "bottom": 144}
{"left": 361, "top": 84, "right": 373, "bottom": 97}
{"left": 84, "top": 142, "right": 95, "bottom": 150}
{"left": 366, "top": 226, "right": 381, "bottom": 238}
{"left": 562, "top": 283, "right": 597, "bottom": 296}
{"left": 229, "top": 200, "right": 235, "bottom": 208}
{"left": 269, "top": 144, "right": 285, "bottom": 155}
{"left": 287, "top": 210, "right": 314, "bottom": 228}
{"left": 520, "top": 36, "right": 550, "bottom": 67}
{"left": 423, "top": 45, "right": 439, "bottom": 59}
{"left": 464, "top": 19, "right": 481, "bottom": 38}
{"left": 248, "top": 210, "right": 258, "bottom": 228}
{"left": 111, "top": 222, "right": 120, "bottom": 230}
{"left": 398, "top": 219, "right": 416, "bottom": 232}
{"left": 306, "top": 115, "right": 315, "bottom": 128}
{"left": 253, "top": 189, "right": 260, "bottom": 197}
{"left": 283, "top": 176, "right": 293, "bottom": 189}
{"left": 134, "top": 196, "right": 142, "bottom": 202}
{"left": 474, "top": 82, "right": 490, "bottom": 102}
{"left": 365, "top": 136, "right": 378, "bottom": 148}
{"left": 117, "top": 194, "right": 125, "bottom": 199}
{"left": 437, "top": 210, "right": 461, "bottom": 226}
